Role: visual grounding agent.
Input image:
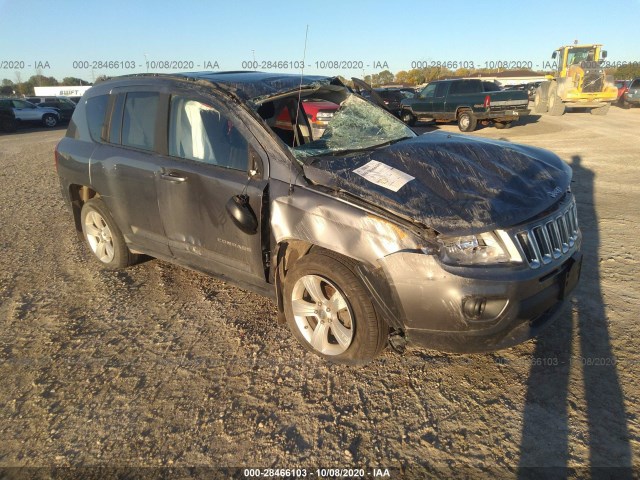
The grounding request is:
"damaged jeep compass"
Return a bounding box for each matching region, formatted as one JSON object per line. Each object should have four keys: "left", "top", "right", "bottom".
{"left": 55, "top": 72, "right": 582, "bottom": 364}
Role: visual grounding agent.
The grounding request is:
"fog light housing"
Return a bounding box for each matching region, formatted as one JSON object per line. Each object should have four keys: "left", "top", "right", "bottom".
{"left": 462, "top": 297, "right": 509, "bottom": 322}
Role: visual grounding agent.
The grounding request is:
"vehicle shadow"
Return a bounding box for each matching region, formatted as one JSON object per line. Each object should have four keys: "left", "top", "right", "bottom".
{"left": 517, "top": 155, "right": 632, "bottom": 478}
{"left": 0, "top": 124, "right": 67, "bottom": 136}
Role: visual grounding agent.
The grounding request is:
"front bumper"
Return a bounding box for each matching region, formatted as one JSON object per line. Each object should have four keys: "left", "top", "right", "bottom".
{"left": 377, "top": 236, "right": 582, "bottom": 354}
{"left": 623, "top": 93, "right": 640, "bottom": 105}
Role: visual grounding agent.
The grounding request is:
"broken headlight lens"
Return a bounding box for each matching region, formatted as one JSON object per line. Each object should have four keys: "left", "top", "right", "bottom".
{"left": 438, "top": 231, "right": 521, "bottom": 265}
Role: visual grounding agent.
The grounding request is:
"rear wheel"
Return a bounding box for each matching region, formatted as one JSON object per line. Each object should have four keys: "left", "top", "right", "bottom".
{"left": 400, "top": 109, "right": 416, "bottom": 126}
{"left": 533, "top": 86, "right": 548, "bottom": 113}
{"left": 457, "top": 110, "right": 477, "bottom": 132}
{"left": 42, "top": 114, "right": 58, "bottom": 127}
{"left": 590, "top": 103, "right": 610, "bottom": 115}
{"left": 547, "top": 85, "right": 565, "bottom": 116}
{"left": 0, "top": 118, "right": 17, "bottom": 132}
{"left": 81, "top": 198, "right": 138, "bottom": 269}
{"left": 283, "top": 252, "right": 387, "bottom": 365}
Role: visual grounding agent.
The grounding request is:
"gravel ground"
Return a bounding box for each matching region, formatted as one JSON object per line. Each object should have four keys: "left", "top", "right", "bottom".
{"left": 0, "top": 107, "right": 639, "bottom": 479}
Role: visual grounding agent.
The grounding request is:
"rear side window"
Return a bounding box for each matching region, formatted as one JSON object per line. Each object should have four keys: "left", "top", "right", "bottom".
{"left": 483, "top": 81, "right": 501, "bottom": 92}
{"left": 630, "top": 79, "right": 640, "bottom": 89}
{"left": 122, "top": 92, "right": 159, "bottom": 151}
{"left": 450, "top": 80, "right": 482, "bottom": 95}
{"left": 85, "top": 95, "right": 109, "bottom": 142}
{"left": 168, "top": 96, "right": 248, "bottom": 171}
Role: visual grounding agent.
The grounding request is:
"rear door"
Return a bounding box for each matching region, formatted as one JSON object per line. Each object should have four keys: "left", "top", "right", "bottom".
{"left": 156, "top": 92, "right": 269, "bottom": 283}
{"left": 88, "top": 88, "right": 171, "bottom": 256}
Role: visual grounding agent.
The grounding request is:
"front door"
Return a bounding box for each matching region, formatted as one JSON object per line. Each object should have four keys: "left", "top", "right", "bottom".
{"left": 411, "top": 83, "right": 437, "bottom": 116}
{"left": 156, "top": 93, "right": 268, "bottom": 283}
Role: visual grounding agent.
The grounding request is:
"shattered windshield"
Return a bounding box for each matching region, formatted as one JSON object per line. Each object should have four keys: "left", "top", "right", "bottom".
{"left": 291, "top": 94, "right": 415, "bottom": 161}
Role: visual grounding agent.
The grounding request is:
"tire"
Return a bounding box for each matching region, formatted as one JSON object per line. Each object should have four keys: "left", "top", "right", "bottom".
{"left": 400, "top": 109, "right": 416, "bottom": 126}
{"left": 620, "top": 100, "right": 631, "bottom": 109}
{"left": 283, "top": 252, "right": 387, "bottom": 365}
{"left": 42, "top": 113, "right": 58, "bottom": 128}
{"left": 590, "top": 103, "right": 610, "bottom": 116}
{"left": 80, "top": 198, "right": 138, "bottom": 269}
{"left": 0, "top": 118, "right": 17, "bottom": 132}
{"left": 494, "top": 121, "right": 512, "bottom": 129}
{"left": 457, "top": 110, "right": 477, "bottom": 132}
{"left": 547, "top": 85, "right": 565, "bottom": 116}
{"left": 533, "top": 86, "right": 548, "bottom": 113}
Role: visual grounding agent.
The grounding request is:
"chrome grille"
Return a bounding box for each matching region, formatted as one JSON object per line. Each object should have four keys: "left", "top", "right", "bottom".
{"left": 514, "top": 201, "right": 579, "bottom": 269}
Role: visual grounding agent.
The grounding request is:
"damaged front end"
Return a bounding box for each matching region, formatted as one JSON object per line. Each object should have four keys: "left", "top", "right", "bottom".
{"left": 255, "top": 81, "right": 581, "bottom": 354}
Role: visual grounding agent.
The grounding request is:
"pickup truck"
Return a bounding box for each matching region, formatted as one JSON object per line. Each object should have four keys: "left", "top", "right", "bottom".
{"left": 400, "top": 79, "right": 530, "bottom": 131}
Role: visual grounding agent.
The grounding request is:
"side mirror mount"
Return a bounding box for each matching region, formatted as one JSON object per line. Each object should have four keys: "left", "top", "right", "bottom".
{"left": 226, "top": 194, "right": 258, "bottom": 235}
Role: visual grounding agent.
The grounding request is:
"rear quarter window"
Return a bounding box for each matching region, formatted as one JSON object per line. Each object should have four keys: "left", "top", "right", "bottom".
{"left": 85, "top": 95, "right": 109, "bottom": 142}
{"left": 483, "top": 81, "right": 501, "bottom": 92}
{"left": 450, "top": 80, "right": 482, "bottom": 95}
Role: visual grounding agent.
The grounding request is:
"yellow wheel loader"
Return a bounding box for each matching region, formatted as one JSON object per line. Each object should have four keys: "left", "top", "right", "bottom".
{"left": 534, "top": 44, "right": 618, "bottom": 116}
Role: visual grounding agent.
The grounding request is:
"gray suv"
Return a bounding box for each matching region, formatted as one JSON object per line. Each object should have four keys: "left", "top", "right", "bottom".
{"left": 0, "top": 98, "right": 60, "bottom": 127}
{"left": 54, "top": 72, "right": 582, "bottom": 364}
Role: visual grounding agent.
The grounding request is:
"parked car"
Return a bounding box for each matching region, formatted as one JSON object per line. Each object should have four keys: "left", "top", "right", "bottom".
{"left": 0, "top": 98, "right": 60, "bottom": 127}
{"left": 26, "top": 96, "right": 76, "bottom": 122}
{"left": 614, "top": 80, "right": 629, "bottom": 100}
{"left": 274, "top": 99, "right": 339, "bottom": 140}
{"left": 55, "top": 72, "right": 582, "bottom": 364}
{"left": 354, "top": 84, "right": 417, "bottom": 117}
{"left": 400, "top": 79, "right": 531, "bottom": 131}
{"left": 619, "top": 79, "right": 639, "bottom": 108}
{"left": 0, "top": 104, "right": 17, "bottom": 132}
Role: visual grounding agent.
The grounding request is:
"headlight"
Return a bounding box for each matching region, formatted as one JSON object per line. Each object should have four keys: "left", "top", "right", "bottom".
{"left": 438, "top": 230, "right": 522, "bottom": 265}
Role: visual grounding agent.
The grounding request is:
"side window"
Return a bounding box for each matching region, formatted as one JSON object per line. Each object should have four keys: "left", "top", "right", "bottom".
{"left": 420, "top": 83, "right": 437, "bottom": 98}
{"left": 483, "top": 81, "right": 501, "bottom": 92}
{"left": 168, "top": 96, "right": 248, "bottom": 171}
{"left": 12, "top": 100, "right": 33, "bottom": 108}
{"left": 434, "top": 82, "right": 448, "bottom": 98}
{"left": 122, "top": 92, "right": 159, "bottom": 151}
{"left": 85, "top": 95, "right": 109, "bottom": 142}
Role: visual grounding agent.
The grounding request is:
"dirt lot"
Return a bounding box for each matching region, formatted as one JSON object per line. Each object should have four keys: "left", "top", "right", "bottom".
{"left": 1, "top": 106, "right": 639, "bottom": 478}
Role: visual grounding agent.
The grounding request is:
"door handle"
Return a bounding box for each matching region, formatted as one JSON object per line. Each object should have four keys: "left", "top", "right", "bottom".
{"left": 160, "top": 172, "right": 187, "bottom": 183}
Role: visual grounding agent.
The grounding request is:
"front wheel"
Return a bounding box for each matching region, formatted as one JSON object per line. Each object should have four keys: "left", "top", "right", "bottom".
{"left": 80, "top": 198, "right": 138, "bottom": 269}
{"left": 283, "top": 252, "right": 387, "bottom": 365}
{"left": 590, "top": 103, "right": 610, "bottom": 115}
{"left": 457, "top": 111, "right": 477, "bottom": 132}
{"left": 42, "top": 114, "right": 58, "bottom": 128}
{"left": 400, "top": 109, "right": 416, "bottom": 126}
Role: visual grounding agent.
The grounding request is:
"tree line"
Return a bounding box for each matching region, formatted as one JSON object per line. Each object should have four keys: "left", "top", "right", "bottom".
{"left": 1, "top": 75, "right": 94, "bottom": 96}
{"left": 3, "top": 64, "right": 639, "bottom": 96}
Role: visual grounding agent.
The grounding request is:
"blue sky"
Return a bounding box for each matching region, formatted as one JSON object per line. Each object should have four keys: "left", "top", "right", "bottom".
{"left": 1, "top": 0, "right": 638, "bottom": 83}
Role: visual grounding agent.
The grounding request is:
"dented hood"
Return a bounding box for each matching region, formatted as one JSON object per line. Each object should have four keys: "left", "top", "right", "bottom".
{"left": 302, "top": 131, "right": 572, "bottom": 235}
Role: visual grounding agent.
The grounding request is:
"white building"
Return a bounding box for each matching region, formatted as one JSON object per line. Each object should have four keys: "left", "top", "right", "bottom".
{"left": 34, "top": 86, "right": 92, "bottom": 97}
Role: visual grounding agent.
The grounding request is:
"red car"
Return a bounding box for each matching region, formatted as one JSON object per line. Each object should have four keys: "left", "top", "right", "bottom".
{"left": 275, "top": 99, "right": 339, "bottom": 141}
{"left": 615, "top": 80, "right": 630, "bottom": 102}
